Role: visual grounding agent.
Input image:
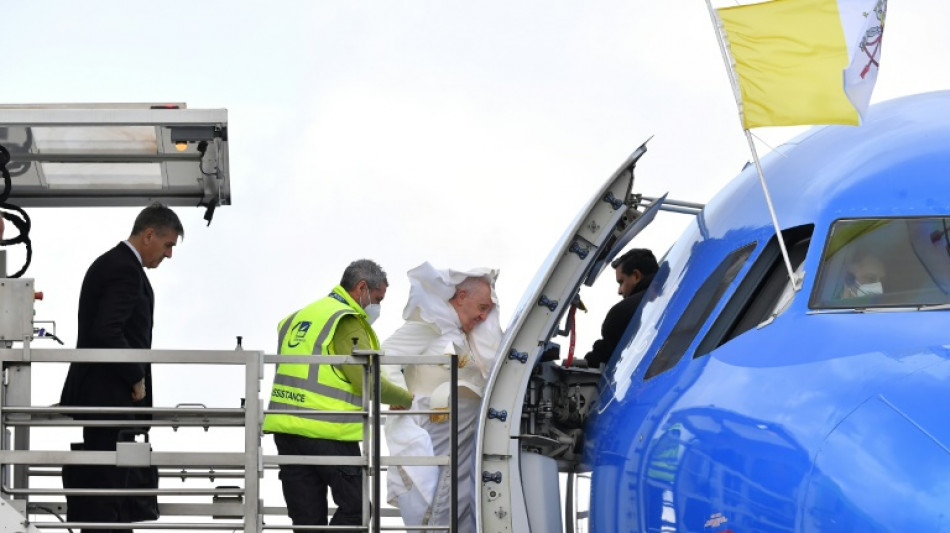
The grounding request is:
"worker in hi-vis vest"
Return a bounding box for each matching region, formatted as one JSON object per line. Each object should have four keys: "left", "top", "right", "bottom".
{"left": 263, "top": 259, "right": 412, "bottom": 532}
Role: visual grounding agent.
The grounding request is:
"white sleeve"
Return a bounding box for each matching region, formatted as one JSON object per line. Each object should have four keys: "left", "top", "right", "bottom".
{"left": 381, "top": 321, "right": 440, "bottom": 390}
{"left": 382, "top": 360, "right": 408, "bottom": 391}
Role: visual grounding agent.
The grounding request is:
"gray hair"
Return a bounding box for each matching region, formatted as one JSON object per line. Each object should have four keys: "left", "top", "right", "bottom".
{"left": 452, "top": 276, "right": 491, "bottom": 299}
{"left": 131, "top": 202, "right": 184, "bottom": 239}
{"left": 341, "top": 259, "right": 388, "bottom": 291}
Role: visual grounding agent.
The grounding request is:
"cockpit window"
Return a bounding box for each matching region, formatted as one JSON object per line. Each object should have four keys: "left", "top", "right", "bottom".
{"left": 644, "top": 242, "right": 755, "bottom": 380}
{"left": 811, "top": 217, "right": 950, "bottom": 309}
{"left": 695, "top": 225, "right": 813, "bottom": 358}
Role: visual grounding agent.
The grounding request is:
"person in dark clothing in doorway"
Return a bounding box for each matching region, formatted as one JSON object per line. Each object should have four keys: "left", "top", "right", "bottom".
{"left": 584, "top": 248, "right": 659, "bottom": 367}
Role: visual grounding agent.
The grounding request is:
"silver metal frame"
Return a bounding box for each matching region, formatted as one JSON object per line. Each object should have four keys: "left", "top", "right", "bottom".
{"left": 0, "top": 347, "right": 460, "bottom": 532}
{"left": 0, "top": 105, "right": 230, "bottom": 208}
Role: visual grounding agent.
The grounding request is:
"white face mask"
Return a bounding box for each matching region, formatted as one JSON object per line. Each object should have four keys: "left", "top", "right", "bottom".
{"left": 856, "top": 281, "right": 884, "bottom": 296}
{"left": 359, "top": 284, "right": 381, "bottom": 324}
{"left": 364, "top": 303, "right": 381, "bottom": 325}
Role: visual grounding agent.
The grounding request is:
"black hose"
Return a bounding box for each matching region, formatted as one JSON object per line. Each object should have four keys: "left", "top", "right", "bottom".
{"left": 0, "top": 143, "right": 33, "bottom": 277}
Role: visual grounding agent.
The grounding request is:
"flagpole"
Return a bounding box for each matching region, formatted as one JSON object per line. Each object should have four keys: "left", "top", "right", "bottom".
{"left": 706, "top": 0, "right": 743, "bottom": 115}
{"left": 743, "top": 129, "right": 799, "bottom": 287}
{"left": 705, "top": 0, "right": 801, "bottom": 290}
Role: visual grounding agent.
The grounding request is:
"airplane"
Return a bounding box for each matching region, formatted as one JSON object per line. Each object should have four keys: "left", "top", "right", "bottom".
{"left": 476, "top": 90, "right": 950, "bottom": 532}
{"left": 2, "top": 93, "right": 948, "bottom": 532}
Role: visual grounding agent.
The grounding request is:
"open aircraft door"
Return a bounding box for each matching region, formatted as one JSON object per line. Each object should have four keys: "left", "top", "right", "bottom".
{"left": 475, "top": 139, "right": 698, "bottom": 532}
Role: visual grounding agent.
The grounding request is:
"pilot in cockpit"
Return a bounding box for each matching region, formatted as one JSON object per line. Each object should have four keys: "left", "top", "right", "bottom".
{"left": 842, "top": 250, "right": 887, "bottom": 299}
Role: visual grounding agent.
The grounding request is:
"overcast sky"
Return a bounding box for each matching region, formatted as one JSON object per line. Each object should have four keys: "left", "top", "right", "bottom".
{"left": 3, "top": 0, "right": 950, "bottom": 522}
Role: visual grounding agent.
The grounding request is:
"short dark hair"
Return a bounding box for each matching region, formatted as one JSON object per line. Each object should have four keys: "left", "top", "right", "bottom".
{"left": 611, "top": 248, "right": 658, "bottom": 277}
{"left": 340, "top": 259, "right": 388, "bottom": 291}
{"left": 131, "top": 202, "right": 184, "bottom": 239}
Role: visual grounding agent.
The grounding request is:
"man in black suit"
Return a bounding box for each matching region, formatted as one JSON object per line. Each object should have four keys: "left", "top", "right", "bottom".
{"left": 584, "top": 248, "right": 658, "bottom": 368}
{"left": 60, "top": 202, "right": 183, "bottom": 532}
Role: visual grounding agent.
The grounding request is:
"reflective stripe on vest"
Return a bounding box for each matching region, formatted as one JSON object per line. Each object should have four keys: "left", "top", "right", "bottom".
{"left": 276, "top": 311, "right": 299, "bottom": 355}
{"left": 271, "top": 309, "right": 362, "bottom": 408}
{"left": 268, "top": 401, "right": 364, "bottom": 424}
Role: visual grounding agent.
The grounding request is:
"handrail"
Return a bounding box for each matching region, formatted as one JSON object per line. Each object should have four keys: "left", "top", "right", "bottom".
{"left": 5, "top": 419, "right": 247, "bottom": 427}
{"left": 0, "top": 450, "right": 248, "bottom": 466}
{"left": 31, "top": 521, "right": 246, "bottom": 530}
{"left": 0, "top": 346, "right": 461, "bottom": 532}
{"left": 27, "top": 467, "right": 247, "bottom": 479}
{"left": 372, "top": 353, "right": 382, "bottom": 532}
{"left": 4, "top": 407, "right": 241, "bottom": 415}
{"left": 3, "top": 484, "right": 243, "bottom": 496}
{"left": 0, "top": 348, "right": 258, "bottom": 364}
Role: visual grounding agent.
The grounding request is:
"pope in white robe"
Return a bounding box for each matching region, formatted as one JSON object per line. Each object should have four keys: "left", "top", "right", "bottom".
{"left": 382, "top": 262, "right": 503, "bottom": 533}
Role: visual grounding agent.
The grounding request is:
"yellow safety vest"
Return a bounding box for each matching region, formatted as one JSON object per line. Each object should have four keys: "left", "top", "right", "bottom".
{"left": 262, "top": 286, "right": 378, "bottom": 441}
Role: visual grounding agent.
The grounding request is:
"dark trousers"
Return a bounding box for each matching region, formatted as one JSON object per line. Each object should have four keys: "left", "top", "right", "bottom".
{"left": 273, "top": 433, "right": 363, "bottom": 533}
{"left": 64, "top": 427, "right": 134, "bottom": 533}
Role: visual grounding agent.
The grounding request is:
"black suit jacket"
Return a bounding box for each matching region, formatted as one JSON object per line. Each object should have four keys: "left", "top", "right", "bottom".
{"left": 60, "top": 242, "right": 154, "bottom": 416}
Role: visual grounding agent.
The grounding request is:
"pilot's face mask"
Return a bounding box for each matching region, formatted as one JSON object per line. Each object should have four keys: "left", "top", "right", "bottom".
{"left": 855, "top": 281, "right": 884, "bottom": 296}
{"left": 845, "top": 272, "right": 884, "bottom": 297}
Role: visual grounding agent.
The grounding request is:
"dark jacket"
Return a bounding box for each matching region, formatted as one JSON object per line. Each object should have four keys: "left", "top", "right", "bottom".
{"left": 585, "top": 273, "right": 655, "bottom": 367}
{"left": 60, "top": 242, "right": 153, "bottom": 415}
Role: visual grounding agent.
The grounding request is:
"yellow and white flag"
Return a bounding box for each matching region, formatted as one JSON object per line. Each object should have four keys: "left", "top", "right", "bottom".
{"left": 715, "top": 0, "right": 887, "bottom": 129}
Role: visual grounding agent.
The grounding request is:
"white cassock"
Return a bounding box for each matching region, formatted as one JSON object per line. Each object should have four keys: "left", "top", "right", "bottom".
{"left": 382, "top": 262, "right": 503, "bottom": 533}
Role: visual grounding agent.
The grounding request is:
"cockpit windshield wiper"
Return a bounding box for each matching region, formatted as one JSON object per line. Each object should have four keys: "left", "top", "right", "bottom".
{"left": 811, "top": 305, "right": 941, "bottom": 314}
{"left": 856, "top": 303, "right": 950, "bottom": 312}
{"left": 917, "top": 302, "right": 950, "bottom": 311}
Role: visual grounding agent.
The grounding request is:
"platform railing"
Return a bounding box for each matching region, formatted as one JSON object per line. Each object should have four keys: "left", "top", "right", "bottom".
{"left": 0, "top": 347, "right": 460, "bottom": 532}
